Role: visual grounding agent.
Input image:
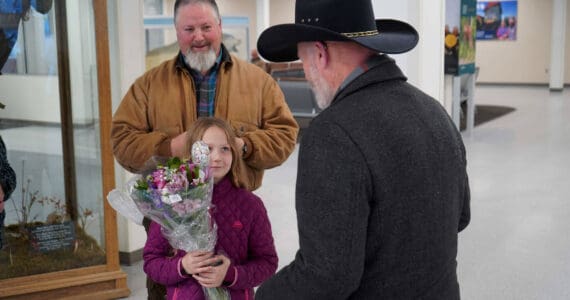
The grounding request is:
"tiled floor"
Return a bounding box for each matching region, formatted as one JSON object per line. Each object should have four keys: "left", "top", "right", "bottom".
{"left": 118, "top": 85, "right": 570, "bottom": 299}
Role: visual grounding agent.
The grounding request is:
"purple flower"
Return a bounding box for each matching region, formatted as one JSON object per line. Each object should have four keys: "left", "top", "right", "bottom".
{"left": 152, "top": 169, "right": 167, "bottom": 189}
{"left": 167, "top": 173, "right": 189, "bottom": 193}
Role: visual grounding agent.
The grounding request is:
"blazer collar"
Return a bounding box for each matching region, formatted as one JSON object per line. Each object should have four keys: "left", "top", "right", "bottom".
{"left": 332, "top": 54, "right": 407, "bottom": 107}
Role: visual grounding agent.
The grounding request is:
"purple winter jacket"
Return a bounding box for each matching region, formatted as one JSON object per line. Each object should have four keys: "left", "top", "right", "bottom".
{"left": 143, "top": 176, "right": 278, "bottom": 300}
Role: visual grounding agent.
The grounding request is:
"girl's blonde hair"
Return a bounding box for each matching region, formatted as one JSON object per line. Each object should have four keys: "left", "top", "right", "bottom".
{"left": 185, "top": 117, "right": 248, "bottom": 189}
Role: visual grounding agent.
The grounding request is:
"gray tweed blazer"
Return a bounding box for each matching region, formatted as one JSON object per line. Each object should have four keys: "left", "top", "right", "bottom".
{"left": 256, "top": 55, "right": 470, "bottom": 300}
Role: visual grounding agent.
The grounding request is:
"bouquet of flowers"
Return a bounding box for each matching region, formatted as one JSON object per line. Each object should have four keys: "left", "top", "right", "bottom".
{"left": 107, "top": 141, "right": 229, "bottom": 300}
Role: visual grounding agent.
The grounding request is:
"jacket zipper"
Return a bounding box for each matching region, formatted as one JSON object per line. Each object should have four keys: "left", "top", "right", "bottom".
{"left": 173, "top": 286, "right": 179, "bottom": 300}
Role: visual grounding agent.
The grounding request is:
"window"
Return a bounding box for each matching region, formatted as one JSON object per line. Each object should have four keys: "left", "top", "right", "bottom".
{"left": 1, "top": 4, "right": 57, "bottom": 75}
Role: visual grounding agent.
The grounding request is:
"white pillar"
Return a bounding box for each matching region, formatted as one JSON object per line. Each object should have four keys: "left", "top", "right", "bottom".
{"left": 256, "top": 0, "right": 270, "bottom": 39}
{"left": 372, "top": 0, "right": 413, "bottom": 80}
{"left": 108, "top": 0, "right": 148, "bottom": 254}
{"left": 372, "top": 0, "right": 445, "bottom": 104}
{"left": 549, "top": 0, "right": 567, "bottom": 90}
{"left": 418, "top": 0, "right": 445, "bottom": 103}
{"left": 115, "top": 0, "right": 146, "bottom": 99}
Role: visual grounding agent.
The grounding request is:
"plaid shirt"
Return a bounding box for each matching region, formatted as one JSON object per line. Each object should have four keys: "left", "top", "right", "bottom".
{"left": 182, "top": 48, "right": 229, "bottom": 117}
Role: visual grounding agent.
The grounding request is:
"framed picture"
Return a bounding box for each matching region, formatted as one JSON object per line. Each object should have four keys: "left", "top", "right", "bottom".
{"left": 221, "top": 16, "right": 250, "bottom": 61}
{"left": 476, "top": 0, "right": 518, "bottom": 40}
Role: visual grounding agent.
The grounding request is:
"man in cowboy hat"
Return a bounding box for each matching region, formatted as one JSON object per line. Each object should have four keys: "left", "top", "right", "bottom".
{"left": 255, "top": 0, "right": 470, "bottom": 299}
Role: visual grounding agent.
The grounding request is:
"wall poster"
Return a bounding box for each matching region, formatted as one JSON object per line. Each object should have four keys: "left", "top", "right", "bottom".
{"left": 476, "top": 1, "right": 518, "bottom": 40}
{"left": 445, "top": 0, "right": 477, "bottom": 75}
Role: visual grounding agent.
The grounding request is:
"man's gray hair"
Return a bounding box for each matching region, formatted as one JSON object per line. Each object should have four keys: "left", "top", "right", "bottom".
{"left": 174, "top": 0, "right": 221, "bottom": 24}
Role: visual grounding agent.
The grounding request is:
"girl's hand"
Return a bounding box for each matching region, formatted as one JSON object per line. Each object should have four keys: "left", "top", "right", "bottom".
{"left": 193, "top": 254, "right": 231, "bottom": 288}
{"left": 180, "top": 251, "right": 214, "bottom": 275}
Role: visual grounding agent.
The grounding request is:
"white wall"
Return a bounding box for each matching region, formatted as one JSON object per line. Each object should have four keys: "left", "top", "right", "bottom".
{"left": 476, "top": 0, "right": 569, "bottom": 84}
{"left": 372, "top": 1, "right": 419, "bottom": 86}
{"left": 218, "top": 0, "right": 257, "bottom": 55}
{"left": 550, "top": 0, "right": 567, "bottom": 89}
{"left": 567, "top": 0, "right": 570, "bottom": 81}
{"left": 268, "top": 0, "right": 294, "bottom": 26}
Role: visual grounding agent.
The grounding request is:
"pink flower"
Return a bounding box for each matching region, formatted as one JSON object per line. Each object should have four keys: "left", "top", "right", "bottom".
{"left": 167, "top": 173, "right": 189, "bottom": 193}
{"left": 171, "top": 199, "right": 202, "bottom": 217}
{"left": 151, "top": 169, "right": 167, "bottom": 189}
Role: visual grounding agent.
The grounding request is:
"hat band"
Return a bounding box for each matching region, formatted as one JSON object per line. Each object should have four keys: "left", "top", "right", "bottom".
{"left": 341, "top": 30, "right": 379, "bottom": 38}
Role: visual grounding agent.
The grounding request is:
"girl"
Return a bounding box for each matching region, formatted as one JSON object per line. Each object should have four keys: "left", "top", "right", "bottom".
{"left": 143, "top": 117, "right": 278, "bottom": 300}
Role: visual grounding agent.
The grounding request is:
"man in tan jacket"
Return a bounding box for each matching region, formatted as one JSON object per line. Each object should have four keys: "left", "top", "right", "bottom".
{"left": 111, "top": 0, "right": 298, "bottom": 298}
{"left": 111, "top": 0, "right": 298, "bottom": 191}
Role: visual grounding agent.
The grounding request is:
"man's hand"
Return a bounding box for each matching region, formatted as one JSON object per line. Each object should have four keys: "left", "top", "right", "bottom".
{"left": 170, "top": 132, "right": 189, "bottom": 158}
{"left": 234, "top": 137, "right": 245, "bottom": 157}
{"left": 193, "top": 254, "right": 231, "bottom": 288}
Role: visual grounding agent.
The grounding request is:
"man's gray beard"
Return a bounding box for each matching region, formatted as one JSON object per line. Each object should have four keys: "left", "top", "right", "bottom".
{"left": 308, "top": 65, "right": 336, "bottom": 110}
{"left": 184, "top": 48, "right": 217, "bottom": 73}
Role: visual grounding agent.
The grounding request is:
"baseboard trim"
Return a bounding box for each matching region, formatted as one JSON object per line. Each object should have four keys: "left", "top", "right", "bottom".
{"left": 119, "top": 248, "right": 143, "bottom": 265}
{"left": 476, "top": 82, "right": 548, "bottom": 87}
{"left": 476, "top": 82, "right": 570, "bottom": 88}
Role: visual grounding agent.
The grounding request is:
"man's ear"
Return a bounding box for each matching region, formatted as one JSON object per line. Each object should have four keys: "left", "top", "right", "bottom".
{"left": 314, "top": 41, "right": 329, "bottom": 68}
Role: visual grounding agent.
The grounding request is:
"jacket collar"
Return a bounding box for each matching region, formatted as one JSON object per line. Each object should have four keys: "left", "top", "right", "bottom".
{"left": 332, "top": 54, "right": 407, "bottom": 107}
{"left": 213, "top": 176, "right": 233, "bottom": 198}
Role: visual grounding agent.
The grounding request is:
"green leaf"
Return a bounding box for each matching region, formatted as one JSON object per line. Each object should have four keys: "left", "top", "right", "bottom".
{"left": 193, "top": 165, "right": 199, "bottom": 180}
{"left": 134, "top": 179, "right": 148, "bottom": 190}
{"left": 167, "top": 157, "right": 182, "bottom": 169}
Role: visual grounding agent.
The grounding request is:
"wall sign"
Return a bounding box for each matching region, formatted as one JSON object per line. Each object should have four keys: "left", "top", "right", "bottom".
{"left": 476, "top": 1, "right": 518, "bottom": 40}
{"left": 445, "top": 0, "right": 477, "bottom": 75}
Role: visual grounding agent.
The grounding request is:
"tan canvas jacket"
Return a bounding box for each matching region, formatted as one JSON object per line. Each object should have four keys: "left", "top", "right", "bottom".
{"left": 111, "top": 50, "right": 298, "bottom": 190}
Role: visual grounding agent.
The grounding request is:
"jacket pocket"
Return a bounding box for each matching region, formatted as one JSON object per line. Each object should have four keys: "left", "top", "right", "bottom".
{"left": 228, "top": 120, "right": 258, "bottom": 137}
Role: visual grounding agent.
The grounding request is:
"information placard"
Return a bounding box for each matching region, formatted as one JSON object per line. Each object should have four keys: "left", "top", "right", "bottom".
{"left": 29, "top": 221, "right": 76, "bottom": 253}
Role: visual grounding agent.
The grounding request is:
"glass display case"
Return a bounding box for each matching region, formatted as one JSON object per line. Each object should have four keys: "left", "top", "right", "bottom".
{"left": 0, "top": 1, "right": 128, "bottom": 298}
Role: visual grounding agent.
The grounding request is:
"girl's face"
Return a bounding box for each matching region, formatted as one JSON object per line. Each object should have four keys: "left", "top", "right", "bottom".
{"left": 202, "top": 126, "right": 232, "bottom": 184}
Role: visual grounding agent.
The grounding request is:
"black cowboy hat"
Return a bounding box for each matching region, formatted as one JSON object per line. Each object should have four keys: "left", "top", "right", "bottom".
{"left": 257, "top": 0, "right": 419, "bottom": 62}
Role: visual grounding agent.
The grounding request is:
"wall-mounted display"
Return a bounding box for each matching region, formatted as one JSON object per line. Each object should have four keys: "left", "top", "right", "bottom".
{"left": 476, "top": 0, "right": 518, "bottom": 40}
{"left": 445, "top": 0, "right": 477, "bottom": 75}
